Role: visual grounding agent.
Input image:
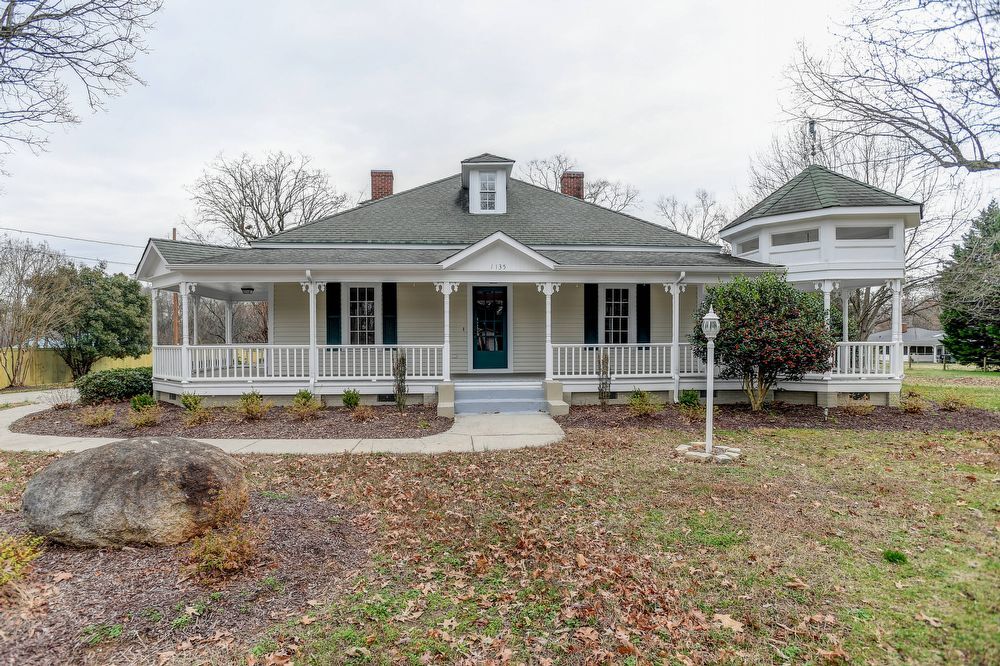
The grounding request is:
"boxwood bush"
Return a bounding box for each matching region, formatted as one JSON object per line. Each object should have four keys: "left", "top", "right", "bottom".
{"left": 75, "top": 367, "right": 153, "bottom": 404}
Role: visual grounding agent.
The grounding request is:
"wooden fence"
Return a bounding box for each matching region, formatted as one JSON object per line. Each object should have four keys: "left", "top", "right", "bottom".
{"left": 0, "top": 349, "right": 152, "bottom": 391}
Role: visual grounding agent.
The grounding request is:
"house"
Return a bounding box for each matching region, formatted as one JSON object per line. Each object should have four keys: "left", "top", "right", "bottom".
{"left": 135, "top": 155, "right": 919, "bottom": 416}
{"left": 868, "top": 326, "right": 945, "bottom": 363}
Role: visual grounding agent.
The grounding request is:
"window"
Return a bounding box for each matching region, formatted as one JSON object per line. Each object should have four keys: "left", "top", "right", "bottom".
{"left": 836, "top": 226, "right": 893, "bottom": 240}
{"left": 348, "top": 286, "right": 376, "bottom": 344}
{"left": 737, "top": 237, "right": 759, "bottom": 253}
{"left": 604, "top": 287, "right": 630, "bottom": 344}
{"left": 772, "top": 228, "right": 819, "bottom": 246}
{"left": 480, "top": 172, "right": 496, "bottom": 211}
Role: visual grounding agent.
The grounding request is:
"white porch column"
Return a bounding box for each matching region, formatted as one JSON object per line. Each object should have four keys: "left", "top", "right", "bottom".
{"left": 179, "top": 282, "right": 196, "bottom": 383}
{"left": 191, "top": 295, "right": 200, "bottom": 345}
{"left": 815, "top": 280, "right": 838, "bottom": 328}
{"left": 841, "top": 290, "right": 850, "bottom": 342}
{"left": 150, "top": 288, "right": 159, "bottom": 347}
{"left": 435, "top": 282, "right": 459, "bottom": 382}
{"left": 536, "top": 282, "right": 561, "bottom": 381}
{"left": 300, "top": 280, "right": 325, "bottom": 390}
{"left": 224, "top": 300, "right": 234, "bottom": 344}
{"left": 664, "top": 279, "right": 686, "bottom": 402}
{"left": 889, "top": 278, "right": 903, "bottom": 377}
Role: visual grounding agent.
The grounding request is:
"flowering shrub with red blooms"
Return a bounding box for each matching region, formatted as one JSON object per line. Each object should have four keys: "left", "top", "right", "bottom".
{"left": 690, "top": 273, "right": 836, "bottom": 411}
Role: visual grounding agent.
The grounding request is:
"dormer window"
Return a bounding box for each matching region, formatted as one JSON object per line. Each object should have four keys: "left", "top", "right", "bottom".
{"left": 480, "top": 172, "right": 496, "bottom": 211}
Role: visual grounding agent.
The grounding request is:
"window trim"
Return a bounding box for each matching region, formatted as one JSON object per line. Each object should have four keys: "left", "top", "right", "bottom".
{"left": 479, "top": 171, "right": 497, "bottom": 211}
{"left": 340, "top": 283, "right": 382, "bottom": 346}
{"left": 598, "top": 284, "right": 636, "bottom": 345}
{"left": 835, "top": 225, "right": 894, "bottom": 241}
{"left": 771, "top": 228, "right": 819, "bottom": 247}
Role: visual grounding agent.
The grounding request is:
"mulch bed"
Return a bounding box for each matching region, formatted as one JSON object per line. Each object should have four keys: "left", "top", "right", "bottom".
{"left": 555, "top": 401, "right": 1000, "bottom": 431}
{"left": 0, "top": 492, "right": 371, "bottom": 666}
{"left": 11, "top": 402, "right": 451, "bottom": 440}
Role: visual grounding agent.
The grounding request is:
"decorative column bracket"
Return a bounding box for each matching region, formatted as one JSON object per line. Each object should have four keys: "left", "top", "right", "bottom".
{"left": 434, "top": 282, "right": 460, "bottom": 382}
{"left": 536, "top": 282, "right": 561, "bottom": 381}
{"left": 664, "top": 278, "right": 687, "bottom": 401}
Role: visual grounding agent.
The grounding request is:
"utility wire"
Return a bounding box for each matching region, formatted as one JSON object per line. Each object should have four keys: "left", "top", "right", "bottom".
{"left": 0, "top": 225, "right": 145, "bottom": 248}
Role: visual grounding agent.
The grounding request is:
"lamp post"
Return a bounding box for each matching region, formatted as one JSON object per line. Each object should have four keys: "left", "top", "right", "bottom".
{"left": 701, "top": 306, "right": 720, "bottom": 454}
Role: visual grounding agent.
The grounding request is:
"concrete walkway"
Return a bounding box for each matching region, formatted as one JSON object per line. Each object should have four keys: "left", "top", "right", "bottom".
{"left": 0, "top": 401, "right": 565, "bottom": 455}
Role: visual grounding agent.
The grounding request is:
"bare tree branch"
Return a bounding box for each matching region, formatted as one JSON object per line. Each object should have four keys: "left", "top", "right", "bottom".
{"left": 655, "top": 189, "right": 728, "bottom": 242}
{"left": 788, "top": 0, "right": 1000, "bottom": 173}
{"left": 517, "top": 152, "right": 641, "bottom": 212}
{"left": 0, "top": 0, "right": 162, "bottom": 173}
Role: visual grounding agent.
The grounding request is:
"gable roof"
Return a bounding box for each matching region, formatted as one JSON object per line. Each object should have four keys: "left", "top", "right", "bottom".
{"left": 724, "top": 165, "right": 920, "bottom": 231}
{"left": 256, "top": 175, "right": 716, "bottom": 248}
{"left": 461, "top": 153, "right": 514, "bottom": 164}
{"left": 146, "top": 238, "right": 233, "bottom": 263}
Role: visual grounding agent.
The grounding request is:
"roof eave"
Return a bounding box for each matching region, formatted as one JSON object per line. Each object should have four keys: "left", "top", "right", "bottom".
{"left": 720, "top": 205, "right": 923, "bottom": 241}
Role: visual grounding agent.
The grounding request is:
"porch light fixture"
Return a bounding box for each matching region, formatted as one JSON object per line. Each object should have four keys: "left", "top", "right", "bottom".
{"left": 676, "top": 305, "right": 741, "bottom": 463}
{"left": 241, "top": 287, "right": 254, "bottom": 295}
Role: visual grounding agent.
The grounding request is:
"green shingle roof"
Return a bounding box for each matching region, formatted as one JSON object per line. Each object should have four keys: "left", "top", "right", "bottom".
{"left": 461, "top": 153, "right": 514, "bottom": 163}
{"left": 255, "top": 175, "right": 715, "bottom": 248}
{"left": 724, "top": 164, "right": 920, "bottom": 231}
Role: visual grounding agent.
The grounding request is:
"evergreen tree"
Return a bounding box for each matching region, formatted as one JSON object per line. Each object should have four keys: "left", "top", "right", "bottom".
{"left": 939, "top": 201, "right": 1000, "bottom": 370}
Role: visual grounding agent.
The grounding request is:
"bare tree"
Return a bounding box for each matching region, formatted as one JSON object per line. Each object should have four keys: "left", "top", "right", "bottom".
{"left": 0, "top": 0, "right": 162, "bottom": 172}
{"left": 789, "top": 0, "right": 1000, "bottom": 173}
{"left": 518, "top": 152, "right": 641, "bottom": 212}
{"left": 0, "top": 235, "right": 74, "bottom": 386}
{"left": 655, "top": 189, "right": 729, "bottom": 242}
{"left": 184, "top": 151, "right": 350, "bottom": 245}
{"left": 742, "top": 124, "right": 977, "bottom": 337}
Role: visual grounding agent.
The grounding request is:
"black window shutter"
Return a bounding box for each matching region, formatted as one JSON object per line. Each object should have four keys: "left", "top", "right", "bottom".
{"left": 325, "top": 283, "right": 341, "bottom": 345}
{"left": 584, "top": 283, "right": 599, "bottom": 344}
{"left": 382, "top": 283, "right": 397, "bottom": 345}
{"left": 636, "top": 283, "right": 651, "bottom": 344}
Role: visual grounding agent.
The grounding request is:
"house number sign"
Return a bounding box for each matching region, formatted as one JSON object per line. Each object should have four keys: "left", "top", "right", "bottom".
{"left": 490, "top": 263, "right": 508, "bottom": 271}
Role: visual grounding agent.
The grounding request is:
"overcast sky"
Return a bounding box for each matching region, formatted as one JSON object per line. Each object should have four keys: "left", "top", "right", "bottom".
{"left": 0, "top": 0, "right": 854, "bottom": 270}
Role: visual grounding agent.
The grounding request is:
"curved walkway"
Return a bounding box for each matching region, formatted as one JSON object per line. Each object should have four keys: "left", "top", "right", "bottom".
{"left": 0, "top": 394, "right": 564, "bottom": 455}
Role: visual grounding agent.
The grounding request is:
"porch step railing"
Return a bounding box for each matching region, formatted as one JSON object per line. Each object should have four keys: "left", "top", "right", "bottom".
{"left": 318, "top": 344, "right": 444, "bottom": 380}
{"left": 833, "top": 341, "right": 895, "bottom": 376}
{"left": 552, "top": 343, "right": 672, "bottom": 378}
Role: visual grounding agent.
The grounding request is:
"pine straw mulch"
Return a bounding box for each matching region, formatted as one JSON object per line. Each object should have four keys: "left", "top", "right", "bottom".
{"left": 0, "top": 491, "right": 372, "bottom": 666}
{"left": 555, "top": 401, "right": 1000, "bottom": 431}
{"left": 10, "top": 402, "right": 451, "bottom": 440}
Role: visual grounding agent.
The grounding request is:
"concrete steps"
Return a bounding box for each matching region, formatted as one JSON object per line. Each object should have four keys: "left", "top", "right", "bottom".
{"left": 454, "top": 381, "right": 547, "bottom": 414}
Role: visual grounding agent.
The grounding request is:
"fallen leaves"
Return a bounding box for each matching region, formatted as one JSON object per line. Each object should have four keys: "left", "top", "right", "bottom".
{"left": 785, "top": 576, "right": 811, "bottom": 590}
{"left": 712, "top": 613, "right": 745, "bottom": 633}
{"left": 916, "top": 611, "right": 943, "bottom": 628}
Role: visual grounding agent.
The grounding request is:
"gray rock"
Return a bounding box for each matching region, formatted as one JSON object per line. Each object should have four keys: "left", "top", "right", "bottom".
{"left": 22, "top": 437, "right": 248, "bottom": 547}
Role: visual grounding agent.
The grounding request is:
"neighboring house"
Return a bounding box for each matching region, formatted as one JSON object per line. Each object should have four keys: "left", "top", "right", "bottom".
{"left": 869, "top": 326, "right": 946, "bottom": 363}
{"left": 135, "top": 155, "right": 920, "bottom": 416}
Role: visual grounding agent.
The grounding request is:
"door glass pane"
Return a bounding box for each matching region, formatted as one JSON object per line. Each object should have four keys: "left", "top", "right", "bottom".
{"left": 474, "top": 287, "right": 505, "bottom": 353}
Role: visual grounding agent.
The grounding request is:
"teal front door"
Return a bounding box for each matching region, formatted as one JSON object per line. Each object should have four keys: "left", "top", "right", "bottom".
{"left": 472, "top": 286, "right": 508, "bottom": 370}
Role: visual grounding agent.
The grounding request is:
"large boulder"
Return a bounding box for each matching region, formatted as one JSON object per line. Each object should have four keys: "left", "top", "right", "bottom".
{"left": 22, "top": 437, "right": 248, "bottom": 547}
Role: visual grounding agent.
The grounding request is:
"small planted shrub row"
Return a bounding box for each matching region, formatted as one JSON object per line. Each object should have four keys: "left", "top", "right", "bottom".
{"left": 236, "top": 391, "right": 273, "bottom": 421}
{"left": 186, "top": 524, "right": 259, "bottom": 581}
{"left": 75, "top": 367, "right": 153, "bottom": 404}
{"left": 289, "top": 389, "right": 322, "bottom": 421}
{"left": 627, "top": 388, "right": 662, "bottom": 417}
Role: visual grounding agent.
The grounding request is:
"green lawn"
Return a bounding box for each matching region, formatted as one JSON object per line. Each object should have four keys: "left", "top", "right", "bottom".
{"left": 903, "top": 363, "right": 1000, "bottom": 411}
{"left": 3, "top": 424, "right": 998, "bottom": 664}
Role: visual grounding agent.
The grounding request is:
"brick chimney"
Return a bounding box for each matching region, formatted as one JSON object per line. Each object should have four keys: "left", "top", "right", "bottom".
{"left": 371, "top": 170, "right": 393, "bottom": 200}
{"left": 560, "top": 171, "right": 584, "bottom": 199}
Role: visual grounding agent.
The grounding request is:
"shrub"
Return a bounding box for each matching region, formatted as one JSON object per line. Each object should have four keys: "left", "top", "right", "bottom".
{"left": 597, "top": 351, "right": 611, "bottom": 411}
{"left": 1, "top": 532, "right": 44, "bottom": 586}
{"left": 938, "top": 392, "right": 971, "bottom": 412}
{"left": 182, "top": 406, "right": 213, "bottom": 427}
{"left": 186, "top": 524, "right": 258, "bottom": 581}
{"left": 44, "top": 388, "right": 77, "bottom": 410}
{"left": 342, "top": 389, "right": 361, "bottom": 409}
{"left": 842, "top": 396, "right": 875, "bottom": 416}
{"left": 289, "top": 389, "right": 322, "bottom": 421}
{"left": 130, "top": 393, "right": 157, "bottom": 411}
{"left": 75, "top": 367, "right": 153, "bottom": 404}
{"left": 393, "top": 353, "right": 407, "bottom": 413}
{"left": 627, "top": 388, "right": 662, "bottom": 417}
{"left": 352, "top": 404, "right": 376, "bottom": 422}
{"left": 180, "top": 393, "right": 203, "bottom": 412}
{"left": 678, "top": 389, "right": 700, "bottom": 407}
{"left": 128, "top": 405, "right": 163, "bottom": 428}
{"left": 78, "top": 406, "right": 115, "bottom": 428}
{"left": 900, "top": 393, "right": 929, "bottom": 414}
{"left": 691, "top": 273, "right": 836, "bottom": 411}
{"left": 235, "top": 391, "right": 272, "bottom": 421}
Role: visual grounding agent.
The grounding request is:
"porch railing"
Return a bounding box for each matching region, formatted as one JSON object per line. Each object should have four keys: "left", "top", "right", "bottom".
{"left": 318, "top": 344, "right": 444, "bottom": 380}
{"left": 833, "top": 341, "right": 895, "bottom": 376}
{"left": 676, "top": 343, "right": 707, "bottom": 375}
{"left": 190, "top": 344, "right": 310, "bottom": 380}
{"left": 552, "top": 343, "right": 672, "bottom": 378}
{"left": 152, "top": 346, "right": 184, "bottom": 381}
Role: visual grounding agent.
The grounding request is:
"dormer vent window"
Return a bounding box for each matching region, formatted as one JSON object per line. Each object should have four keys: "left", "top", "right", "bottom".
{"left": 480, "top": 172, "right": 497, "bottom": 211}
